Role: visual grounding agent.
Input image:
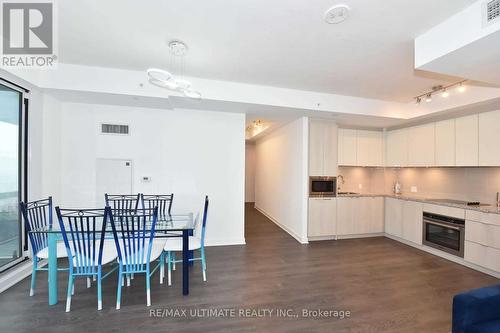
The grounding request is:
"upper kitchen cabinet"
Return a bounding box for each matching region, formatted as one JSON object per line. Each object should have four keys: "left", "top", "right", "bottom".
{"left": 338, "top": 128, "right": 357, "bottom": 166}
{"left": 338, "top": 129, "right": 383, "bottom": 167}
{"left": 407, "top": 123, "right": 435, "bottom": 167}
{"left": 455, "top": 114, "right": 478, "bottom": 166}
{"left": 309, "top": 120, "right": 338, "bottom": 176}
{"left": 357, "top": 130, "right": 384, "bottom": 167}
{"left": 435, "top": 119, "right": 456, "bottom": 166}
{"left": 479, "top": 110, "right": 500, "bottom": 166}
{"left": 386, "top": 128, "right": 408, "bottom": 167}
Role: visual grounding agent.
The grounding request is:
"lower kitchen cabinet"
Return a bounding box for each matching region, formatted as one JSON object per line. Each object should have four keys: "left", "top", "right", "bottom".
{"left": 384, "top": 197, "right": 403, "bottom": 237}
{"left": 337, "top": 197, "right": 384, "bottom": 236}
{"left": 464, "top": 211, "right": 500, "bottom": 273}
{"left": 465, "top": 241, "right": 500, "bottom": 273}
{"left": 385, "top": 197, "right": 422, "bottom": 245}
{"left": 402, "top": 200, "right": 423, "bottom": 245}
{"left": 308, "top": 198, "right": 336, "bottom": 237}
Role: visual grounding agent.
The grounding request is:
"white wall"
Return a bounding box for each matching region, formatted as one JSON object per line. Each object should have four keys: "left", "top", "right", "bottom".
{"left": 254, "top": 117, "right": 308, "bottom": 243}
{"left": 52, "top": 102, "right": 245, "bottom": 246}
{"left": 245, "top": 143, "right": 255, "bottom": 202}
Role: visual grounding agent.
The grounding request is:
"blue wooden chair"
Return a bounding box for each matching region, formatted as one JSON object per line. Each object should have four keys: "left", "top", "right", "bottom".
{"left": 164, "top": 195, "right": 209, "bottom": 285}
{"left": 105, "top": 194, "right": 140, "bottom": 214}
{"left": 56, "top": 207, "right": 118, "bottom": 312}
{"left": 109, "top": 207, "right": 166, "bottom": 309}
{"left": 20, "top": 197, "right": 69, "bottom": 296}
{"left": 141, "top": 194, "right": 174, "bottom": 219}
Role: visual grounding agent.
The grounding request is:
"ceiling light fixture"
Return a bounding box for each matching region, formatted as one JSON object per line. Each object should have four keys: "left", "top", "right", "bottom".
{"left": 414, "top": 80, "right": 467, "bottom": 105}
{"left": 324, "top": 4, "right": 351, "bottom": 24}
{"left": 146, "top": 40, "right": 202, "bottom": 99}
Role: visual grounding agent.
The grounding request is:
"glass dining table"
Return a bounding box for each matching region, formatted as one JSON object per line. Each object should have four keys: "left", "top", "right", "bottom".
{"left": 30, "top": 213, "right": 195, "bottom": 306}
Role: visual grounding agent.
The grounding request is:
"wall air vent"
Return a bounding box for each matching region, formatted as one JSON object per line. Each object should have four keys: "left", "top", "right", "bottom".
{"left": 101, "top": 124, "right": 129, "bottom": 135}
{"left": 486, "top": 0, "right": 500, "bottom": 24}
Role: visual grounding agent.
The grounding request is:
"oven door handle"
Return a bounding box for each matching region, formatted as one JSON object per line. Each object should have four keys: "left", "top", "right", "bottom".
{"left": 424, "top": 219, "right": 462, "bottom": 231}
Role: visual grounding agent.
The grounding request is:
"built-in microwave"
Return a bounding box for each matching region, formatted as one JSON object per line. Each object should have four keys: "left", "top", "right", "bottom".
{"left": 309, "top": 176, "right": 337, "bottom": 197}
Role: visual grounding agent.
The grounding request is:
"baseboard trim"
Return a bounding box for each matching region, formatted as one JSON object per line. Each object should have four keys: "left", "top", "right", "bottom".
{"left": 0, "top": 259, "right": 42, "bottom": 294}
{"left": 254, "top": 206, "right": 308, "bottom": 244}
{"left": 337, "top": 233, "right": 385, "bottom": 240}
{"left": 308, "top": 235, "right": 337, "bottom": 241}
{"left": 384, "top": 233, "right": 500, "bottom": 279}
{"left": 205, "top": 238, "right": 246, "bottom": 247}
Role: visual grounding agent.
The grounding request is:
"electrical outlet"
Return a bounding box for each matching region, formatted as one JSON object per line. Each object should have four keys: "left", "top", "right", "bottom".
{"left": 358, "top": 184, "right": 363, "bottom": 190}
{"left": 410, "top": 186, "right": 417, "bottom": 193}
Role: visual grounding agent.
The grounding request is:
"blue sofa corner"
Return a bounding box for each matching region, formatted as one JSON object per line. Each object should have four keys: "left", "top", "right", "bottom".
{"left": 453, "top": 285, "right": 500, "bottom": 333}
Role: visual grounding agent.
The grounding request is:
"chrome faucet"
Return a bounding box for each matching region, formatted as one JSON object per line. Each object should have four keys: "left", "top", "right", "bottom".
{"left": 337, "top": 174, "right": 345, "bottom": 191}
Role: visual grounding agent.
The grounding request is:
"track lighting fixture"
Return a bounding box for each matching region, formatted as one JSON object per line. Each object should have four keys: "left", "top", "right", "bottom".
{"left": 414, "top": 80, "right": 467, "bottom": 105}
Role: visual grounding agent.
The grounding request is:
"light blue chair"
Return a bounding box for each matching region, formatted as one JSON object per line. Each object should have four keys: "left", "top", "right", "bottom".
{"left": 56, "top": 207, "right": 118, "bottom": 312}
{"left": 20, "top": 197, "right": 69, "bottom": 296}
{"left": 109, "top": 207, "right": 166, "bottom": 309}
{"left": 164, "top": 195, "right": 209, "bottom": 285}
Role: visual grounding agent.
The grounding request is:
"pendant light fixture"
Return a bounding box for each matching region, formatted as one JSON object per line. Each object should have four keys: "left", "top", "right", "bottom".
{"left": 147, "top": 40, "right": 202, "bottom": 99}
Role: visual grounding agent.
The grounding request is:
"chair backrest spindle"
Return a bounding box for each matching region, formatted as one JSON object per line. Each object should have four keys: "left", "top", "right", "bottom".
{"left": 19, "top": 197, "right": 53, "bottom": 258}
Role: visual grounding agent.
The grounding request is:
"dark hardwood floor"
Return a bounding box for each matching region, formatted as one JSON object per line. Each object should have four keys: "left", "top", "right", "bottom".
{"left": 1, "top": 203, "right": 498, "bottom": 332}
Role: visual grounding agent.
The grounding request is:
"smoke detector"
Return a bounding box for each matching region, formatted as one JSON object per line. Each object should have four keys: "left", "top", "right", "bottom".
{"left": 324, "top": 4, "right": 351, "bottom": 24}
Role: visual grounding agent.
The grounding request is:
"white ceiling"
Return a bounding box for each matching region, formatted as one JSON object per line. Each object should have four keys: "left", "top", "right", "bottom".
{"left": 58, "top": 0, "right": 475, "bottom": 102}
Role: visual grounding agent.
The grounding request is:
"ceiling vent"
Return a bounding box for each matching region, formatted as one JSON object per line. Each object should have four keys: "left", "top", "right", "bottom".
{"left": 101, "top": 123, "right": 129, "bottom": 135}
{"left": 485, "top": 0, "right": 500, "bottom": 24}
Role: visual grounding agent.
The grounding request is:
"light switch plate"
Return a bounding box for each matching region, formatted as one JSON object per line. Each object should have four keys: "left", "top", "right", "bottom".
{"left": 410, "top": 186, "right": 417, "bottom": 193}
{"left": 358, "top": 184, "right": 363, "bottom": 189}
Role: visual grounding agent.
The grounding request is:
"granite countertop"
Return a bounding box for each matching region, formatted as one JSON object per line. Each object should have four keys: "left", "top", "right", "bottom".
{"left": 336, "top": 193, "right": 500, "bottom": 215}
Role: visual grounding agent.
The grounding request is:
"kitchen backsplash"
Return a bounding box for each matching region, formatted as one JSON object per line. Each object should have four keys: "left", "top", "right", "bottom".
{"left": 338, "top": 166, "right": 500, "bottom": 205}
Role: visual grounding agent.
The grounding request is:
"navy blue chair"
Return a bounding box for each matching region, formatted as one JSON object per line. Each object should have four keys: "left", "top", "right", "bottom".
{"left": 109, "top": 207, "right": 166, "bottom": 309}
{"left": 105, "top": 194, "right": 140, "bottom": 215}
{"left": 20, "top": 197, "right": 68, "bottom": 296}
{"left": 56, "top": 207, "right": 118, "bottom": 312}
{"left": 452, "top": 285, "right": 500, "bottom": 333}
{"left": 141, "top": 194, "right": 174, "bottom": 219}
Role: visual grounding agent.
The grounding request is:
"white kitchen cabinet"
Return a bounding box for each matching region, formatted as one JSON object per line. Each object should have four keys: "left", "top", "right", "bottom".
{"left": 465, "top": 241, "right": 487, "bottom": 269}
{"left": 309, "top": 120, "right": 338, "bottom": 176}
{"left": 337, "top": 197, "right": 355, "bottom": 235}
{"left": 407, "top": 123, "right": 435, "bottom": 167}
{"left": 368, "top": 197, "right": 385, "bottom": 233}
{"left": 386, "top": 129, "right": 408, "bottom": 167}
{"left": 356, "top": 130, "right": 383, "bottom": 167}
{"left": 309, "top": 121, "right": 324, "bottom": 176}
{"left": 338, "top": 128, "right": 357, "bottom": 166}
{"left": 385, "top": 197, "right": 403, "bottom": 237}
{"left": 465, "top": 240, "right": 500, "bottom": 273}
{"left": 337, "top": 197, "right": 384, "bottom": 235}
{"left": 402, "top": 200, "right": 423, "bottom": 244}
{"left": 435, "top": 119, "right": 456, "bottom": 166}
{"left": 455, "top": 115, "right": 478, "bottom": 166}
{"left": 479, "top": 110, "right": 500, "bottom": 166}
{"left": 308, "top": 198, "right": 336, "bottom": 237}
{"left": 352, "top": 197, "right": 372, "bottom": 234}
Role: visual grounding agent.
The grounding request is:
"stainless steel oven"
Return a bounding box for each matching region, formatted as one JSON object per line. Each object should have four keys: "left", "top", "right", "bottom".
{"left": 309, "top": 176, "right": 337, "bottom": 197}
{"left": 422, "top": 212, "right": 465, "bottom": 258}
